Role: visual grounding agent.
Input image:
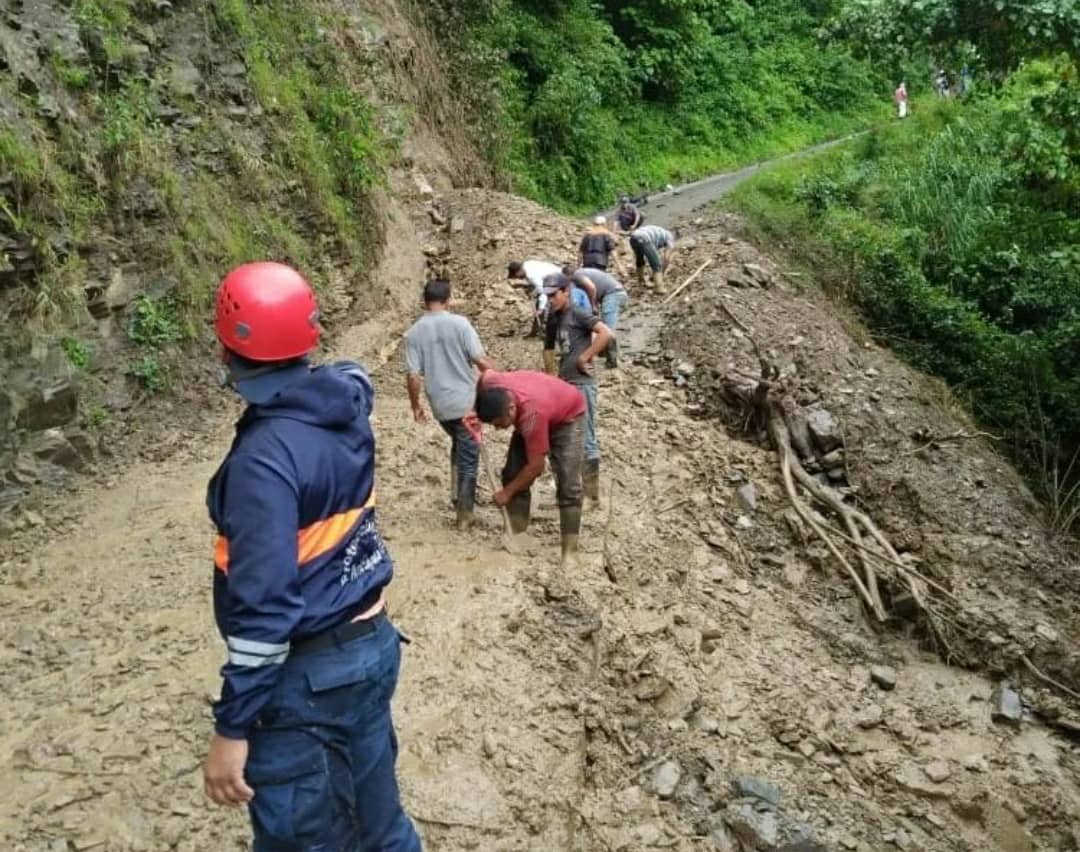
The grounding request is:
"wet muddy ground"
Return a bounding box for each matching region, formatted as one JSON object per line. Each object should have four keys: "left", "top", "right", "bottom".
{"left": 2, "top": 178, "right": 1079, "bottom": 851}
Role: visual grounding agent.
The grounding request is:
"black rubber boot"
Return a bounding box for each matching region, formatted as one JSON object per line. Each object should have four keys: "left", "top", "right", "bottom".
{"left": 604, "top": 338, "right": 619, "bottom": 369}
{"left": 506, "top": 510, "right": 530, "bottom": 534}
{"left": 456, "top": 477, "right": 476, "bottom": 531}
{"left": 583, "top": 459, "right": 600, "bottom": 501}
{"left": 450, "top": 457, "right": 459, "bottom": 507}
{"left": 559, "top": 505, "right": 583, "bottom": 569}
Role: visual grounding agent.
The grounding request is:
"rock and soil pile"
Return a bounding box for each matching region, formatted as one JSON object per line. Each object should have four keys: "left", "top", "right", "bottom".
{"left": 2, "top": 179, "right": 1079, "bottom": 851}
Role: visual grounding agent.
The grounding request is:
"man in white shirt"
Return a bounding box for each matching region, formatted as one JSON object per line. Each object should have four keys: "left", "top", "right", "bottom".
{"left": 508, "top": 259, "right": 561, "bottom": 336}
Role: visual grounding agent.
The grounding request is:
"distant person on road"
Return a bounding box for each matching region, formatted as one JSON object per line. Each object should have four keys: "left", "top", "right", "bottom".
{"left": 894, "top": 82, "right": 908, "bottom": 119}
{"left": 572, "top": 267, "right": 628, "bottom": 368}
{"left": 405, "top": 278, "right": 494, "bottom": 530}
{"left": 476, "top": 369, "right": 587, "bottom": 568}
{"left": 629, "top": 224, "right": 676, "bottom": 293}
{"left": 204, "top": 262, "right": 420, "bottom": 851}
{"left": 615, "top": 195, "right": 643, "bottom": 233}
{"left": 578, "top": 216, "right": 618, "bottom": 272}
{"left": 934, "top": 69, "right": 950, "bottom": 97}
{"left": 542, "top": 274, "right": 612, "bottom": 504}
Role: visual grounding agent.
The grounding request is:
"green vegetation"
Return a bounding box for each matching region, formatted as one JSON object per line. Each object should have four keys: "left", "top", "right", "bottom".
{"left": 211, "top": 0, "right": 386, "bottom": 241}
{"left": 48, "top": 51, "right": 92, "bottom": 91}
{"left": 727, "top": 61, "right": 1079, "bottom": 527}
{"left": 84, "top": 404, "right": 110, "bottom": 432}
{"left": 0, "top": 0, "right": 391, "bottom": 357}
{"left": 429, "top": 0, "right": 889, "bottom": 210}
{"left": 129, "top": 354, "right": 167, "bottom": 394}
{"left": 60, "top": 336, "right": 92, "bottom": 369}
{"left": 127, "top": 294, "right": 185, "bottom": 348}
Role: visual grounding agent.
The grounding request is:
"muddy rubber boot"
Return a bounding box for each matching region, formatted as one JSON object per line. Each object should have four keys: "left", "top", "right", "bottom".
{"left": 652, "top": 270, "right": 666, "bottom": 294}
{"left": 560, "top": 533, "right": 580, "bottom": 570}
{"left": 583, "top": 458, "right": 600, "bottom": 502}
{"left": 506, "top": 510, "right": 530, "bottom": 534}
{"left": 558, "top": 505, "right": 583, "bottom": 569}
{"left": 450, "top": 458, "right": 459, "bottom": 507}
{"left": 604, "top": 338, "right": 618, "bottom": 369}
{"left": 635, "top": 267, "right": 645, "bottom": 289}
{"left": 456, "top": 478, "right": 476, "bottom": 531}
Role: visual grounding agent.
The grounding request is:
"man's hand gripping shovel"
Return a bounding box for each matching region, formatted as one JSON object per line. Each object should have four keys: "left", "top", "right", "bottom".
{"left": 465, "top": 414, "right": 522, "bottom": 555}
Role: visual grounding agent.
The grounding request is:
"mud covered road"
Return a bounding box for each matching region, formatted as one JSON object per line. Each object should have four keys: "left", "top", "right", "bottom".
{"left": 2, "top": 176, "right": 1079, "bottom": 852}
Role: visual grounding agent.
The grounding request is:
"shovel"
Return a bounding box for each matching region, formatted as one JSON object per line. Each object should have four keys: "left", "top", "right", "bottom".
{"left": 478, "top": 439, "right": 522, "bottom": 555}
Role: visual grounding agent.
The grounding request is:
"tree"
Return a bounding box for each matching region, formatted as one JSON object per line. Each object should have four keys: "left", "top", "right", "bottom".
{"left": 832, "top": 0, "right": 1080, "bottom": 72}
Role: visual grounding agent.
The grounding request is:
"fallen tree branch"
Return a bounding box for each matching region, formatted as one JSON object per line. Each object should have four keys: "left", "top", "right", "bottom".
{"left": 902, "top": 430, "right": 1002, "bottom": 457}
{"left": 1021, "top": 654, "right": 1080, "bottom": 702}
{"left": 661, "top": 258, "right": 714, "bottom": 305}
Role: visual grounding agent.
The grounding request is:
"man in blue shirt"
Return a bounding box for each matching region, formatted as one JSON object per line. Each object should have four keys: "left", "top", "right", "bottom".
{"left": 203, "top": 262, "right": 420, "bottom": 851}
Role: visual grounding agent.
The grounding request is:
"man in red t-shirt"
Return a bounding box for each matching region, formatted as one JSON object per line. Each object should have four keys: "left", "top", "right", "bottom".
{"left": 475, "top": 369, "right": 586, "bottom": 566}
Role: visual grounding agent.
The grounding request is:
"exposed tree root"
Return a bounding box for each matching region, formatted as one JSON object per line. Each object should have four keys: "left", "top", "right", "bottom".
{"left": 717, "top": 302, "right": 959, "bottom": 653}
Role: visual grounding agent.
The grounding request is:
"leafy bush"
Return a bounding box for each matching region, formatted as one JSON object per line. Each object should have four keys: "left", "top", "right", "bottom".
{"left": 60, "top": 336, "right": 92, "bottom": 369}
{"left": 130, "top": 354, "right": 167, "bottom": 393}
{"left": 128, "top": 295, "right": 184, "bottom": 348}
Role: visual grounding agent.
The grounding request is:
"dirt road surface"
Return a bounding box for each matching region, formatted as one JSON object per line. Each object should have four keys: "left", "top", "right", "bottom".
{"left": 2, "top": 176, "right": 1079, "bottom": 852}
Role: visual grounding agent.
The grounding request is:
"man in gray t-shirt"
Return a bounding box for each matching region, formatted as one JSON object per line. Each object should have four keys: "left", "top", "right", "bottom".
{"left": 542, "top": 275, "right": 613, "bottom": 502}
{"left": 405, "top": 279, "right": 493, "bottom": 529}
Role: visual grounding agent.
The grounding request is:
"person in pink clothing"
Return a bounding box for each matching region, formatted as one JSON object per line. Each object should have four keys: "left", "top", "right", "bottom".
{"left": 895, "top": 82, "right": 908, "bottom": 119}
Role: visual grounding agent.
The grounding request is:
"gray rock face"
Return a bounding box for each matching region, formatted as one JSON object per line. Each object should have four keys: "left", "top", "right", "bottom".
{"left": 724, "top": 801, "right": 826, "bottom": 851}
{"left": 28, "top": 429, "right": 88, "bottom": 472}
{"left": 726, "top": 801, "right": 779, "bottom": 848}
{"left": 168, "top": 57, "right": 203, "bottom": 97}
{"left": 14, "top": 378, "right": 78, "bottom": 432}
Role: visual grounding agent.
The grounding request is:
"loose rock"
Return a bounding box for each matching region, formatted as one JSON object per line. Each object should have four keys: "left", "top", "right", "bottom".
{"left": 652, "top": 760, "right": 682, "bottom": 799}
{"left": 736, "top": 482, "right": 758, "bottom": 513}
{"left": 922, "top": 760, "right": 952, "bottom": 783}
{"left": 731, "top": 775, "right": 782, "bottom": 809}
{"left": 991, "top": 683, "right": 1023, "bottom": 726}
{"left": 870, "top": 665, "right": 898, "bottom": 691}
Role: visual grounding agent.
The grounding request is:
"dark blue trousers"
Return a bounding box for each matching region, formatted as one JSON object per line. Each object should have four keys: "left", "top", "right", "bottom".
{"left": 244, "top": 615, "right": 421, "bottom": 851}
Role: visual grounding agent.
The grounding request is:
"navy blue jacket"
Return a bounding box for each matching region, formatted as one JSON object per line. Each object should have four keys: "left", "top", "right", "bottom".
{"left": 206, "top": 362, "right": 393, "bottom": 738}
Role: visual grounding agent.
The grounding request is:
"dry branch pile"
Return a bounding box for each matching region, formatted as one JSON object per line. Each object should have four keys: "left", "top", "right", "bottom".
{"left": 716, "top": 303, "right": 970, "bottom": 660}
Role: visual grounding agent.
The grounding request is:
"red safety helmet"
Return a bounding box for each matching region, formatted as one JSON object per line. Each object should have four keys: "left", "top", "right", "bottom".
{"left": 215, "top": 262, "right": 321, "bottom": 361}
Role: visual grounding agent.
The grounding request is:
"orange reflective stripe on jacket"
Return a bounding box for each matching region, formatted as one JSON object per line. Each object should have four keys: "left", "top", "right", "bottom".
{"left": 214, "top": 493, "right": 375, "bottom": 574}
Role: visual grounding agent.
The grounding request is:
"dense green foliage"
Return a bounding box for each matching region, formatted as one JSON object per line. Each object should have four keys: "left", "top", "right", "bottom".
{"left": 429, "top": 0, "right": 889, "bottom": 210}
{"left": 728, "top": 62, "right": 1080, "bottom": 521}
{"left": 832, "top": 0, "right": 1080, "bottom": 73}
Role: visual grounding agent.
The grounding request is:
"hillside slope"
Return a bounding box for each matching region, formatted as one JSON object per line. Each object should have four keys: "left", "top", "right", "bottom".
{"left": 0, "top": 0, "right": 483, "bottom": 529}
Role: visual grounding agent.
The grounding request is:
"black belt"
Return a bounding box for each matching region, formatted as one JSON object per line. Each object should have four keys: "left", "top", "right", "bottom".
{"left": 292, "top": 610, "right": 387, "bottom": 656}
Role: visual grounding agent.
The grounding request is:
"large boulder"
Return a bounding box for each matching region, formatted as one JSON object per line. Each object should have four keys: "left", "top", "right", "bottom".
{"left": 14, "top": 378, "right": 78, "bottom": 432}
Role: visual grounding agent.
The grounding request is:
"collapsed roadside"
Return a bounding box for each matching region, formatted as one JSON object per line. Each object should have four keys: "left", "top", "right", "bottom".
{"left": 1, "top": 179, "right": 1078, "bottom": 852}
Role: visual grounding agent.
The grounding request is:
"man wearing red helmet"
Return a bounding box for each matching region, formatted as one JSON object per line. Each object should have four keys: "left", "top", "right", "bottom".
{"left": 203, "top": 262, "right": 421, "bottom": 851}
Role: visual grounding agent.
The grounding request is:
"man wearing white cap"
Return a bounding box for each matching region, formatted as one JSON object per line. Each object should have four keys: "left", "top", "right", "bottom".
{"left": 578, "top": 216, "right": 618, "bottom": 272}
